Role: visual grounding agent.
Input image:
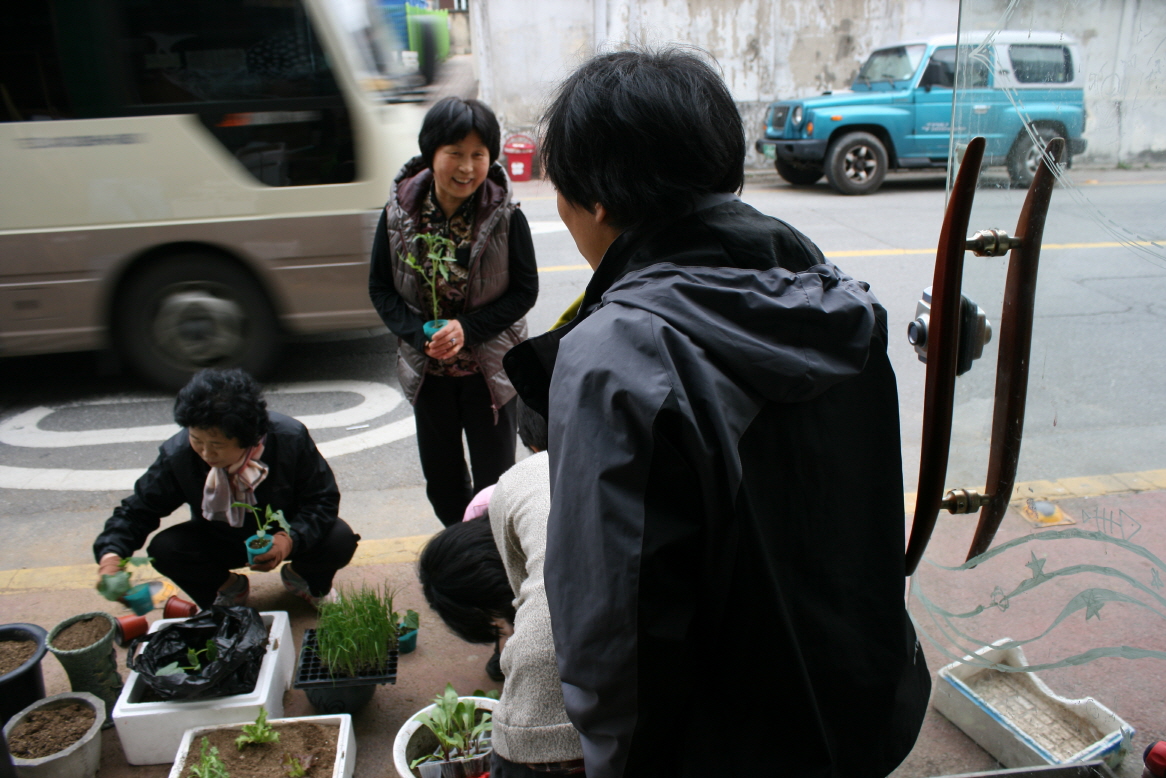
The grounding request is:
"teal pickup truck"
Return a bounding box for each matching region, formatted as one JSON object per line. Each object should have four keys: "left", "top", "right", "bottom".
{"left": 755, "top": 31, "right": 1088, "bottom": 194}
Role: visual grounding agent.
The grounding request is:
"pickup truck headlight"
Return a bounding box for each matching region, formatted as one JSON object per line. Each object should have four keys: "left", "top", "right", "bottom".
{"left": 791, "top": 105, "right": 803, "bottom": 126}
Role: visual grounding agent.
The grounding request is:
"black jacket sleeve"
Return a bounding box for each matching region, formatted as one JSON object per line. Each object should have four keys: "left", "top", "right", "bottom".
{"left": 369, "top": 210, "right": 429, "bottom": 354}
{"left": 93, "top": 437, "right": 188, "bottom": 561}
{"left": 458, "top": 209, "right": 539, "bottom": 345}
{"left": 266, "top": 416, "right": 340, "bottom": 552}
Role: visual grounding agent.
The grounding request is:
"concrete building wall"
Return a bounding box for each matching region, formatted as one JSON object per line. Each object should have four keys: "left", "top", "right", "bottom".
{"left": 472, "top": 0, "right": 1165, "bottom": 170}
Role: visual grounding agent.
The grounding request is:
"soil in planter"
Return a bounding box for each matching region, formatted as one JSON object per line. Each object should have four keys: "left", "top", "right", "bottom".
{"left": 180, "top": 723, "right": 340, "bottom": 778}
{"left": 250, "top": 538, "right": 271, "bottom": 549}
{"left": 0, "top": 639, "right": 37, "bottom": 674}
{"left": 52, "top": 617, "right": 112, "bottom": 651}
{"left": 7, "top": 703, "right": 96, "bottom": 759}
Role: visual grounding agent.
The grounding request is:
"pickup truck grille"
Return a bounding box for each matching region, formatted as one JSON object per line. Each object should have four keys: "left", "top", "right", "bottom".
{"left": 769, "top": 105, "right": 789, "bottom": 132}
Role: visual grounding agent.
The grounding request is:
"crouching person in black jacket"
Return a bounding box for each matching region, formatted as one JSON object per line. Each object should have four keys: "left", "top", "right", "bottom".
{"left": 93, "top": 368, "right": 359, "bottom": 609}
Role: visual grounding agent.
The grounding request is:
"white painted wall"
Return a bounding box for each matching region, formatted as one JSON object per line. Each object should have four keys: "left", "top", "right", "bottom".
{"left": 472, "top": 0, "right": 1165, "bottom": 169}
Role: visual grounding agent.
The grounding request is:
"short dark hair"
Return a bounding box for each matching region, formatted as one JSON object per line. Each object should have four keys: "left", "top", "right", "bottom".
{"left": 541, "top": 47, "right": 745, "bottom": 230}
{"left": 517, "top": 397, "right": 548, "bottom": 452}
{"left": 173, "top": 368, "right": 269, "bottom": 447}
{"left": 418, "top": 97, "right": 502, "bottom": 167}
{"left": 417, "top": 516, "right": 515, "bottom": 644}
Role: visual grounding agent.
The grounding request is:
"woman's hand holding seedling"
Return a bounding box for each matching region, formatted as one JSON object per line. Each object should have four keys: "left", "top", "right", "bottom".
{"left": 425, "top": 318, "right": 464, "bottom": 360}
{"left": 95, "top": 554, "right": 153, "bottom": 601}
{"left": 250, "top": 532, "right": 292, "bottom": 572}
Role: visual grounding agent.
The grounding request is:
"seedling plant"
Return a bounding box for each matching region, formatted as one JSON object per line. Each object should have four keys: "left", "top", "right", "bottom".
{"left": 189, "top": 737, "right": 229, "bottom": 778}
{"left": 232, "top": 502, "right": 291, "bottom": 543}
{"left": 409, "top": 683, "right": 495, "bottom": 769}
{"left": 235, "top": 707, "right": 280, "bottom": 750}
{"left": 393, "top": 607, "right": 420, "bottom": 635}
{"left": 402, "top": 232, "right": 458, "bottom": 323}
{"left": 157, "top": 638, "right": 218, "bottom": 676}
{"left": 315, "top": 584, "right": 396, "bottom": 677}
{"left": 97, "top": 555, "right": 154, "bottom": 601}
{"left": 282, "top": 753, "right": 315, "bottom": 778}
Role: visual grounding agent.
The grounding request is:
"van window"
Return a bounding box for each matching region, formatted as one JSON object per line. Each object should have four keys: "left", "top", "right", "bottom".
{"left": 1008, "top": 44, "right": 1073, "bottom": 83}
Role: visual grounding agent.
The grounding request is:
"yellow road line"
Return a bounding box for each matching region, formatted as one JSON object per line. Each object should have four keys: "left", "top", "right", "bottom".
{"left": 6, "top": 469, "right": 1164, "bottom": 595}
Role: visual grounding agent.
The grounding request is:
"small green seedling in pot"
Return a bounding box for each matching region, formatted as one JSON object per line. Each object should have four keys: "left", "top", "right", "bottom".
{"left": 236, "top": 707, "right": 280, "bottom": 750}
{"left": 189, "top": 737, "right": 229, "bottom": 778}
{"left": 409, "top": 683, "right": 494, "bottom": 768}
{"left": 97, "top": 555, "right": 154, "bottom": 601}
{"left": 282, "top": 753, "right": 315, "bottom": 778}
{"left": 392, "top": 607, "right": 420, "bottom": 635}
{"left": 157, "top": 639, "right": 218, "bottom": 676}
{"left": 402, "top": 232, "right": 458, "bottom": 323}
{"left": 232, "top": 502, "right": 291, "bottom": 541}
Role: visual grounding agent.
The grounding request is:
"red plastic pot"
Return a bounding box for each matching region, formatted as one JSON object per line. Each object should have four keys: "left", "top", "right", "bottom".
{"left": 162, "top": 596, "right": 199, "bottom": 619}
{"left": 113, "top": 614, "right": 148, "bottom": 648}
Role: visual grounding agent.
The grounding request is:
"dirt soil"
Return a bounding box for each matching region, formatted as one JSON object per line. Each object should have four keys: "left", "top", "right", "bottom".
{"left": 7, "top": 703, "right": 96, "bottom": 759}
{"left": 180, "top": 722, "right": 340, "bottom": 778}
{"left": 52, "top": 617, "right": 111, "bottom": 651}
{"left": 0, "top": 639, "right": 37, "bottom": 674}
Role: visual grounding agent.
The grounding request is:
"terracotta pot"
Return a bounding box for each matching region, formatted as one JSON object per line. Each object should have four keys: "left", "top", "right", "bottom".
{"left": 162, "top": 596, "right": 199, "bottom": 619}
{"left": 114, "top": 614, "right": 149, "bottom": 648}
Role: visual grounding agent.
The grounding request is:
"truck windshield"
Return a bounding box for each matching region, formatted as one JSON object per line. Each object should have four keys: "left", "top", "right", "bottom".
{"left": 855, "top": 44, "right": 926, "bottom": 87}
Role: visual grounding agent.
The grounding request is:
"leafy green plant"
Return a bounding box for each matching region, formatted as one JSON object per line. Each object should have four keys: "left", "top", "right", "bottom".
{"left": 392, "top": 607, "right": 419, "bottom": 635}
{"left": 408, "top": 683, "right": 493, "bottom": 768}
{"left": 232, "top": 502, "right": 291, "bottom": 540}
{"left": 235, "top": 707, "right": 280, "bottom": 750}
{"left": 401, "top": 232, "right": 457, "bottom": 323}
{"left": 157, "top": 638, "right": 219, "bottom": 676}
{"left": 315, "top": 584, "right": 396, "bottom": 677}
{"left": 282, "top": 752, "right": 315, "bottom": 778}
{"left": 189, "top": 737, "right": 229, "bottom": 778}
{"left": 97, "top": 556, "right": 154, "bottom": 601}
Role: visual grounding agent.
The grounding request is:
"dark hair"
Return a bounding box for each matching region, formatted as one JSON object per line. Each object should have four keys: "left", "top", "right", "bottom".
{"left": 517, "top": 397, "right": 548, "bottom": 452}
{"left": 418, "top": 97, "right": 502, "bottom": 167}
{"left": 417, "top": 516, "right": 515, "bottom": 644}
{"left": 541, "top": 47, "right": 745, "bottom": 230}
{"left": 173, "top": 368, "right": 269, "bottom": 447}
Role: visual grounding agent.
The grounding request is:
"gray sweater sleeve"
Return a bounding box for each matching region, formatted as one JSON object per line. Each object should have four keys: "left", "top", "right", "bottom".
{"left": 488, "top": 453, "right": 583, "bottom": 764}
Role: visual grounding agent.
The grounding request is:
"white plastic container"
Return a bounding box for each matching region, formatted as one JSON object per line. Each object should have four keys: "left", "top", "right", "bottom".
{"left": 167, "top": 714, "right": 354, "bottom": 778}
{"left": 933, "top": 638, "right": 1134, "bottom": 770}
{"left": 392, "top": 696, "right": 496, "bottom": 778}
{"left": 112, "top": 611, "right": 294, "bottom": 765}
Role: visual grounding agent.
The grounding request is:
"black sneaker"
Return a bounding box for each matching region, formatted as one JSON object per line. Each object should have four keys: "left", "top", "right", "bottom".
{"left": 485, "top": 648, "right": 504, "bottom": 682}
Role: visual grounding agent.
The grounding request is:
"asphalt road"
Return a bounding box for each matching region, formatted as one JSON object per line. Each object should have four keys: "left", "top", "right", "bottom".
{"left": 3, "top": 165, "right": 1164, "bottom": 570}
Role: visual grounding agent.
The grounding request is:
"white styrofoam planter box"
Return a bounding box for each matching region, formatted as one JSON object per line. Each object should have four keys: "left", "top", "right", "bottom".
{"left": 113, "top": 611, "right": 294, "bottom": 766}
{"left": 167, "top": 714, "right": 354, "bottom": 778}
{"left": 933, "top": 638, "right": 1134, "bottom": 770}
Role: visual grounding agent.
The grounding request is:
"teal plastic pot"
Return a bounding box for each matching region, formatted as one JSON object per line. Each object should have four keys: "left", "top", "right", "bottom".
{"left": 122, "top": 584, "right": 154, "bottom": 616}
{"left": 422, "top": 319, "right": 448, "bottom": 341}
{"left": 398, "top": 627, "right": 418, "bottom": 654}
{"left": 245, "top": 534, "right": 273, "bottom": 564}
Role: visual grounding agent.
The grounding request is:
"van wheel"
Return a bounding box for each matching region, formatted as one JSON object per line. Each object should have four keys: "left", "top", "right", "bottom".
{"left": 114, "top": 253, "right": 282, "bottom": 390}
{"left": 1007, "top": 127, "right": 1059, "bottom": 189}
{"left": 826, "top": 132, "right": 888, "bottom": 195}
{"left": 775, "top": 157, "right": 824, "bottom": 186}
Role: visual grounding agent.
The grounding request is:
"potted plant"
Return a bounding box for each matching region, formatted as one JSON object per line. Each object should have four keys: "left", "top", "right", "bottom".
{"left": 96, "top": 556, "right": 156, "bottom": 615}
{"left": 402, "top": 232, "right": 458, "bottom": 340}
{"left": 233, "top": 502, "right": 292, "bottom": 563}
{"left": 394, "top": 684, "right": 497, "bottom": 778}
{"left": 46, "top": 612, "right": 122, "bottom": 727}
{"left": 0, "top": 623, "right": 48, "bottom": 727}
{"left": 3, "top": 691, "right": 105, "bottom": 778}
{"left": 168, "top": 706, "right": 356, "bottom": 778}
{"left": 393, "top": 608, "right": 420, "bottom": 655}
{"left": 293, "top": 584, "right": 398, "bottom": 714}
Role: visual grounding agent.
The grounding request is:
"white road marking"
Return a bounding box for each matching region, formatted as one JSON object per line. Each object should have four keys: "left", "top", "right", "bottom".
{"left": 0, "top": 380, "right": 402, "bottom": 448}
{"left": 528, "top": 220, "right": 568, "bottom": 235}
{"left": 0, "top": 380, "right": 415, "bottom": 491}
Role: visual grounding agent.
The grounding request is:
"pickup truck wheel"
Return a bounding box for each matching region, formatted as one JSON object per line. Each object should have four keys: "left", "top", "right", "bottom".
{"left": 114, "top": 252, "right": 282, "bottom": 390}
{"left": 1007, "top": 127, "right": 1059, "bottom": 189}
{"left": 826, "top": 132, "right": 888, "bottom": 195}
{"left": 775, "top": 157, "right": 824, "bottom": 186}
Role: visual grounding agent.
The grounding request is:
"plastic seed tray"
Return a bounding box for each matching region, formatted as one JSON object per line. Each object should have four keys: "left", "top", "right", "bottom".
{"left": 293, "top": 629, "right": 398, "bottom": 689}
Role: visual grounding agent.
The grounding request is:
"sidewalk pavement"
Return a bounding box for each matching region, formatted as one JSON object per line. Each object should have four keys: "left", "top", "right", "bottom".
{"left": 3, "top": 475, "right": 1162, "bottom": 777}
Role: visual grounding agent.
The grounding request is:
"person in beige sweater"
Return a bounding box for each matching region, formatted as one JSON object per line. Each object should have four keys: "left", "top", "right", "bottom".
{"left": 418, "top": 440, "right": 584, "bottom": 775}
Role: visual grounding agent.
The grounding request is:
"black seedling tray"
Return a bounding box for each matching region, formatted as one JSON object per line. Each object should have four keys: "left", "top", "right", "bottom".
{"left": 293, "top": 628, "right": 398, "bottom": 689}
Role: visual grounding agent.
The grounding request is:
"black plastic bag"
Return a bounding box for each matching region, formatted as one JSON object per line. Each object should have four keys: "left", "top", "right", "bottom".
{"left": 126, "top": 605, "right": 268, "bottom": 701}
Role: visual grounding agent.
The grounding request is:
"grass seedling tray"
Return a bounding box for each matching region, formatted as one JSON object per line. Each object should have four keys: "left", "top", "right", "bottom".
{"left": 293, "top": 629, "right": 398, "bottom": 689}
